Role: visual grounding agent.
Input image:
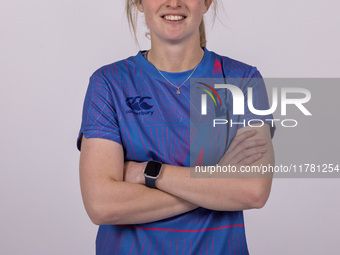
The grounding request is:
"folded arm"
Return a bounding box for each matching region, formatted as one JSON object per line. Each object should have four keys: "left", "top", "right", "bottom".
{"left": 79, "top": 136, "right": 198, "bottom": 225}
{"left": 79, "top": 124, "right": 273, "bottom": 225}
{"left": 125, "top": 124, "right": 275, "bottom": 211}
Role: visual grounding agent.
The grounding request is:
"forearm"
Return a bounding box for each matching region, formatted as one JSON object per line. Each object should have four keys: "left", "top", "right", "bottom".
{"left": 155, "top": 125, "right": 275, "bottom": 211}
{"left": 80, "top": 137, "right": 198, "bottom": 225}
{"left": 84, "top": 179, "right": 198, "bottom": 225}
{"left": 155, "top": 164, "right": 273, "bottom": 211}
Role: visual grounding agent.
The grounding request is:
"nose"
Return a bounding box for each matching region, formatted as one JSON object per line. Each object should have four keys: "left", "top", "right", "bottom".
{"left": 166, "top": 0, "right": 182, "bottom": 8}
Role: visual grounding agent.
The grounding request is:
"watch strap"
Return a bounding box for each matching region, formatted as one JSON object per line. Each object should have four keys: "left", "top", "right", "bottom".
{"left": 145, "top": 176, "right": 157, "bottom": 189}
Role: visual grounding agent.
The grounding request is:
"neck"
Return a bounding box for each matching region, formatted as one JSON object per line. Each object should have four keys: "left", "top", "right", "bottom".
{"left": 147, "top": 35, "right": 204, "bottom": 73}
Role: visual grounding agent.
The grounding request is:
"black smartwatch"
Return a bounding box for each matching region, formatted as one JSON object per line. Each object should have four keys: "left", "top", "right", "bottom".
{"left": 144, "top": 161, "right": 163, "bottom": 188}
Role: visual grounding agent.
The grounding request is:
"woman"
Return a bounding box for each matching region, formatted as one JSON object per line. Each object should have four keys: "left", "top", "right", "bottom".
{"left": 77, "top": 0, "right": 275, "bottom": 254}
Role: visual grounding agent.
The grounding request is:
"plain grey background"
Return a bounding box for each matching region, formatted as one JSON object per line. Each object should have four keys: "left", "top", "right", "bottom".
{"left": 1, "top": 0, "right": 339, "bottom": 254}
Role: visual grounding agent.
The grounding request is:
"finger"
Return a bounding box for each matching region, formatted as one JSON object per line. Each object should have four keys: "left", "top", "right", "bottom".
{"left": 227, "top": 139, "right": 267, "bottom": 162}
{"left": 239, "top": 153, "right": 264, "bottom": 165}
{"left": 232, "top": 146, "right": 267, "bottom": 164}
{"left": 233, "top": 139, "right": 267, "bottom": 157}
{"left": 227, "top": 129, "right": 257, "bottom": 152}
{"left": 221, "top": 137, "right": 263, "bottom": 165}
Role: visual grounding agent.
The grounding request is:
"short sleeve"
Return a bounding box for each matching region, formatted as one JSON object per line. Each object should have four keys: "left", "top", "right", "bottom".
{"left": 240, "top": 68, "right": 275, "bottom": 138}
{"left": 76, "top": 74, "right": 122, "bottom": 151}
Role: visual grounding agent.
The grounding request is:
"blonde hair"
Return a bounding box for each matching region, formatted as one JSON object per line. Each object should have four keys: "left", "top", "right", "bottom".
{"left": 126, "top": 0, "right": 217, "bottom": 48}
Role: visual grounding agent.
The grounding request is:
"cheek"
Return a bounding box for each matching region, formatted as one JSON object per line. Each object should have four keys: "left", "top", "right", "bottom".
{"left": 143, "top": 12, "right": 156, "bottom": 29}
{"left": 189, "top": 1, "right": 206, "bottom": 15}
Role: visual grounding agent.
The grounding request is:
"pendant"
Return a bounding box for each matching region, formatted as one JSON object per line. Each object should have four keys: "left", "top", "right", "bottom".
{"left": 176, "top": 89, "right": 180, "bottom": 94}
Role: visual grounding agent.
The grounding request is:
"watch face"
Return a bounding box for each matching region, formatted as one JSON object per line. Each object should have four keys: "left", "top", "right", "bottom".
{"left": 145, "top": 161, "right": 162, "bottom": 177}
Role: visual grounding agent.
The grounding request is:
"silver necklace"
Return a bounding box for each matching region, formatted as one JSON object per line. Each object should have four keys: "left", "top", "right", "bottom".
{"left": 146, "top": 51, "right": 199, "bottom": 94}
{"left": 156, "top": 66, "right": 198, "bottom": 94}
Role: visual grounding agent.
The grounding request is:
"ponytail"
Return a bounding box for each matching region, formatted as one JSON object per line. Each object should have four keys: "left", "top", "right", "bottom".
{"left": 199, "top": 19, "right": 207, "bottom": 48}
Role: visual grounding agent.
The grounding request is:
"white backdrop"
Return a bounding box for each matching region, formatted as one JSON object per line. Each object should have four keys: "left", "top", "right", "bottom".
{"left": 1, "top": 0, "right": 339, "bottom": 254}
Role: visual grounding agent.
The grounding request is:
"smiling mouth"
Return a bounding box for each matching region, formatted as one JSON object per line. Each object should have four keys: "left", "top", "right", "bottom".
{"left": 162, "top": 15, "right": 186, "bottom": 21}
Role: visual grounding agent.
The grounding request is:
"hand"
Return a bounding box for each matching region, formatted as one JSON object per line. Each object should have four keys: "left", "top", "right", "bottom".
{"left": 123, "top": 161, "right": 147, "bottom": 185}
{"left": 219, "top": 129, "right": 267, "bottom": 166}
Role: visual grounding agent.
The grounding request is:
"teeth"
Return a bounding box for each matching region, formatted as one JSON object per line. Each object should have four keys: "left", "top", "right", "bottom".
{"left": 163, "top": 15, "right": 185, "bottom": 21}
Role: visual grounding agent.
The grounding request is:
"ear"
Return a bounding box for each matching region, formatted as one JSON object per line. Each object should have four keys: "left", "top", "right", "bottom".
{"left": 136, "top": 0, "right": 144, "bottom": 12}
{"left": 202, "top": 0, "right": 213, "bottom": 14}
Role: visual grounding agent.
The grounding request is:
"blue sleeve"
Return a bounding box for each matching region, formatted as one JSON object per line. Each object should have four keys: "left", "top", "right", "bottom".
{"left": 77, "top": 73, "right": 122, "bottom": 150}
{"left": 240, "top": 68, "right": 276, "bottom": 138}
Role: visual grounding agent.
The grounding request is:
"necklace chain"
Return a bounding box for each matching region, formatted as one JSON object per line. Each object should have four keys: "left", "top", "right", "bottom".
{"left": 146, "top": 50, "right": 200, "bottom": 94}
{"left": 156, "top": 65, "right": 198, "bottom": 94}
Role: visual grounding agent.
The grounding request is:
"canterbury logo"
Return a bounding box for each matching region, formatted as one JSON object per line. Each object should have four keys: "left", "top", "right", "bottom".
{"left": 125, "top": 96, "right": 155, "bottom": 116}
{"left": 126, "top": 96, "right": 154, "bottom": 111}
